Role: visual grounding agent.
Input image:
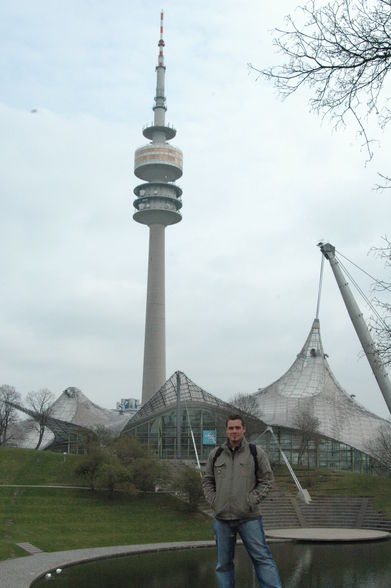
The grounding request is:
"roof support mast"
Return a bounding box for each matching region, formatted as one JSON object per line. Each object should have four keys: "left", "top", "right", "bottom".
{"left": 319, "top": 242, "right": 391, "bottom": 415}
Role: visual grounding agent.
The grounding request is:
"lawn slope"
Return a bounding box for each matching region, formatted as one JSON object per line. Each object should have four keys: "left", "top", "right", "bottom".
{"left": 1, "top": 448, "right": 391, "bottom": 561}
{"left": 0, "top": 449, "right": 212, "bottom": 560}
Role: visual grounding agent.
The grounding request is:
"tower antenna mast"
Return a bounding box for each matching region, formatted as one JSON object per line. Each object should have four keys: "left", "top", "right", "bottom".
{"left": 159, "top": 10, "right": 164, "bottom": 66}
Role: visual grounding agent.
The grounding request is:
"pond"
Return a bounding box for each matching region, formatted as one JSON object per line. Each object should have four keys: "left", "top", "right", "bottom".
{"left": 34, "top": 539, "right": 391, "bottom": 587}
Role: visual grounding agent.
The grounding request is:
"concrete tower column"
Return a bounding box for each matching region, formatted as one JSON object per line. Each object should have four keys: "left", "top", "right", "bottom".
{"left": 133, "top": 12, "right": 183, "bottom": 404}
{"left": 142, "top": 224, "right": 166, "bottom": 400}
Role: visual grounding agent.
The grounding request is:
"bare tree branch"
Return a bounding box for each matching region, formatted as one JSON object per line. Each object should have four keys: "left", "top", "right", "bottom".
{"left": 367, "top": 423, "right": 391, "bottom": 472}
{"left": 229, "top": 392, "right": 263, "bottom": 420}
{"left": 250, "top": 0, "right": 391, "bottom": 161}
{"left": 374, "top": 172, "right": 391, "bottom": 190}
{"left": 369, "top": 236, "right": 391, "bottom": 367}
{"left": 0, "top": 385, "right": 21, "bottom": 446}
{"left": 26, "top": 389, "right": 55, "bottom": 450}
{"left": 293, "top": 407, "right": 321, "bottom": 467}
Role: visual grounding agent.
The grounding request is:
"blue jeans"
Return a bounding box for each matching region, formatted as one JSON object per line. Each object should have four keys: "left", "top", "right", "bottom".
{"left": 213, "top": 517, "right": 282, "bottom": 588}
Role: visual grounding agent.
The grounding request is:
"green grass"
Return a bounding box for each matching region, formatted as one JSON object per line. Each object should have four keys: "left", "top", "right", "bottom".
{"left": 273, "top": 465, "right": 391, "bottom": 518}
{"left": 0, "top": 487, "right": 213, "bottom": 561}
{"left": 0, "top": 448, "right": 213, "bottom": 561}
{"left": 1, "top": 448, "right": 391, "bottom": 562}
{"left": 0, "top": 447, "right": 81, "bottom": 485}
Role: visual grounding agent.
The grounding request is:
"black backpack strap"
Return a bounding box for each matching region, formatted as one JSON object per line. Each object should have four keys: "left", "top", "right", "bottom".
{"left": 249, "top": 443, "right": 259, "bottom": 477}
{"left": 212, "top": 446, "right": 224, "bottom": 470}
{"left": 212, "top": 444, "right": 258, "bottom": 475}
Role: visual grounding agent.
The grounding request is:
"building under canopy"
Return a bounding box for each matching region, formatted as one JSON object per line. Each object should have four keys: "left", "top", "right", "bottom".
{"left": 122, "top": 370, "right": 266, "bottom": 460}
{"left": 9, "top": 327, "right": 390, "bottom": 473}
{"left": 253, "top": 318, "right": 391, "bottom": 472}
{"left": 10, "top": 387, "right": 129, "bottom": 452}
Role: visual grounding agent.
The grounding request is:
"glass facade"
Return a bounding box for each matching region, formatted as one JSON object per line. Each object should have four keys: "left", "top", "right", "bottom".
{"left": 37, "top": 366, "right": 377, "bottom": 474}
{"left": 125, "top": 406, "right": 229, "bottom": 460}
{"left": 124, "top": 404, "right": 373, "bottom": 472}
{"left": 123, "top": 371, "right": 265, "bottom": 460}
{"left": 122, "top": 371, "right": 377, "bottom": 472}
{"left": 252, "top": 428, "right": 372, "bottom": 473}
{"left": 49, "top": 431, "right": 86, "bottom": 454}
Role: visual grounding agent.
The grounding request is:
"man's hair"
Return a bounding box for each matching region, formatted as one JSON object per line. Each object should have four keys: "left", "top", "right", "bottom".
{"left": 226, "top": 414, "right": 245, "bottom": 427}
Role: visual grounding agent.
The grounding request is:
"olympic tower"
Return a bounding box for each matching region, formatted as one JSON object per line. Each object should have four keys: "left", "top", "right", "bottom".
{"left": 133, "top": 12, "right": 183, "bottom": 404}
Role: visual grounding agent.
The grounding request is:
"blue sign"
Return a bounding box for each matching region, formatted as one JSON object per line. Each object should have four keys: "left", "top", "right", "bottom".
{"left": 203, "top": 430, "right": 217, "bottom": 445}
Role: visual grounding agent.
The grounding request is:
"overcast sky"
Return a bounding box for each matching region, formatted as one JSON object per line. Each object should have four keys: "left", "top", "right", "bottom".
{"left": 1, "top": 0, "right": 390, "bottom": 418}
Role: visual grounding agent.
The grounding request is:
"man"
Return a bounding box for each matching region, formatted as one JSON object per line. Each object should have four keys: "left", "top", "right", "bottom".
{"left": 202, "top": 414, "right": 282, "bottom": 588}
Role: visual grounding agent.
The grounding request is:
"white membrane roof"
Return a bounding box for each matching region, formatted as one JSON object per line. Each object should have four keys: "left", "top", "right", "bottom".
{"left": 254, "top": 319, "right": 391, "bottom": 457}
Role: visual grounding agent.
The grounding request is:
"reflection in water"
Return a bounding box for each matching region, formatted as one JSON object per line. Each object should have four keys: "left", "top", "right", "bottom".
{"left": 274, "top": 541, "right": 391, "bottom": 588}
{"left": 284, "top": 545, "right": 313, "bottom": 588}
{"left": 33, "top": 540, "right": 391, "bottom": 588}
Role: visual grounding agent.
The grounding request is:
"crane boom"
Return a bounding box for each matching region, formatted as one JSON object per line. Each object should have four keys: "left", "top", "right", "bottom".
{"left": 319, "top": 242, "right": 391, "bottom": 415}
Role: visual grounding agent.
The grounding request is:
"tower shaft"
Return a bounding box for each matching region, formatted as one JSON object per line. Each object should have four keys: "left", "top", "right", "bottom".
{"left": 142, "top": 224, "right": 166, "bottom": 401}
{"left": 133, "top": 12, "right": 183, "bottom": 404}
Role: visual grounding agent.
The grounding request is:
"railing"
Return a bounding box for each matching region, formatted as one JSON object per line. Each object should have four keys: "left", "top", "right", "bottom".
{"left": 143, "top": 121, "right": 176, "bottom": 131}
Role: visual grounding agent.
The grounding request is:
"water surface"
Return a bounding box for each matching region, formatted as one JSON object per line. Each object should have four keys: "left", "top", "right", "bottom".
{"left": 34, "top": 539, "right": 391, "bottom": 587}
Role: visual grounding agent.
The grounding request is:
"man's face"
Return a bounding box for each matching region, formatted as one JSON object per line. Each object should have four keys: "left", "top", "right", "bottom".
{"left": 226, "top": 419, "right": 246, "bottom": 447}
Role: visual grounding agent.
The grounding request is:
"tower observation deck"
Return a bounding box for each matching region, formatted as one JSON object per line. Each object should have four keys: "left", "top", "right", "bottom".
{"left": 133, "top": 12, "right": 183, "bottom": 404}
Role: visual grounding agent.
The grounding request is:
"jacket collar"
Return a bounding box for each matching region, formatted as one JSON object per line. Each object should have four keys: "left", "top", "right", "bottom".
{"left": 224, "top": 437, "right": 249, "bottom": 452}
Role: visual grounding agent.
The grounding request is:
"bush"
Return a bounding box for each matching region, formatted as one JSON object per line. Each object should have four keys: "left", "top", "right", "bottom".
{"left": 74, "top": 448, "right": 107, "bottom": 490}
{"left": 74, "top": 435, "right": 164, "bottom": 497}
{"left": 96, "top": 458, "right": 136, "bottom": 499}
{"left": 175, "top": 466, "right": 204, "bottom": 511}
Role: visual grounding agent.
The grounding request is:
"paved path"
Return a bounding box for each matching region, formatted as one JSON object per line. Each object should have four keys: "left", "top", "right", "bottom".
{"left": 0, "top": 541, "right": 217, "bottom": 588}
{"left": 0, "top": 484, "right": 89, "bottom": 489}
{"left": 1, "top": 527, "right": 388, "bottom": 587}
{"left": 266, "top": 527, "right": 391, "bottom": 542}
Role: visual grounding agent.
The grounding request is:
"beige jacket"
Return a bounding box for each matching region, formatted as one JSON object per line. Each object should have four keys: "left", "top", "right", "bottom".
{"left": 202, "top": 438, "right": 274, "bottom": 520}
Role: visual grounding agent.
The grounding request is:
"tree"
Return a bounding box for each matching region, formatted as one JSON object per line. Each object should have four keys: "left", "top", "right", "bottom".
{"left": 250, "top": 0, "right": 391, "bottom": 164}
{"left": 75, "top": 444, "right": 135, "bottom": 497}
{"left": 251, "top": 1, "right": 391, "bottom": 363}
{"left": 174, "top": 465, "right": 204, "bottom": 512}
{"left": 89, "top": 425, "right": 115, "bottom": 449}
{"left": 369, "top": 236, "right": 391, "bottom": 367}
{"left": 74, "top": 447, "right": 107, "bottom": 490}
{"left": 26, "top": 389, "right": 55, "bottom": 450}
{"left": 367, "top": 424, "right": 391, "bottom": 472}
{"left": 0, "top": 385, "right": 21, "bottom": 446}
{"left": 113, "top": 436, "right": 150, "bottom": 464}
{"left": 293, "top": 407, "right": 321, "bottom": 467}
{"left": 113, "top": 436, "right": 165, "bottom": 491}
{"left": 96, "top": 457, "right": 135, "bottom": 499}
{"left": 229, "top": 392, "right": 263, "bottom": 419}
{"left": 74, "top": 435, "right": 163, "bottom": 497}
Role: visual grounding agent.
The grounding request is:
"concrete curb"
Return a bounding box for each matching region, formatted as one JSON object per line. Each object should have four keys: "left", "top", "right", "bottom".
{"left": 266, "top": 527, "right": 391, "bottom": 542}
{"left": 0, "top": 541, "right": 216, "bottom": 588}
{"left": 2, "top": 528, "right": 386, "bottom": 586}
